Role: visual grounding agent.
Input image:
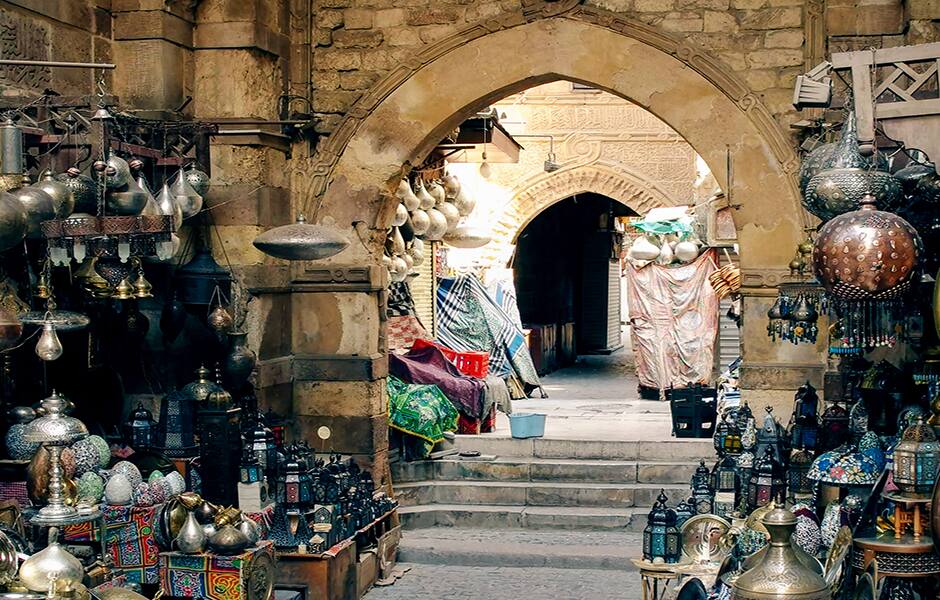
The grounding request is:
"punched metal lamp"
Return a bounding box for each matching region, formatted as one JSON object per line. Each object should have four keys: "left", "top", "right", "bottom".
{"left": 252, "top": 214, "right": 349, "bottom": 261}
{"left": 893, "top": 417, "right": 940, "bottom": 497}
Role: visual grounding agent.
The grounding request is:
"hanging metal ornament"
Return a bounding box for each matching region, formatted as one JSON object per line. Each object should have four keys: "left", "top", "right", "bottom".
{"left": 813, "top": 192, "right": 921, "bottom": 350}
{"left": 185, "top": 165, "right": 211, "bottom": 197}
{"left": 105, "top": 155, "right": 132, "bottom": 190}
{"left": 106, "top": 172, "right": 150, "bottom": 216}
{"left": 55, "top": 168, "right": 97, "bottom": 214}
{"left": 389, "top": 227, "right": 405, "bottom": 255}
{"left": 35, "top": 319, "right": 63, "bottom": 361}
{"left": 0, "top": 191, "right": 26, "bottom": 252}
{"left": 252, "top": 214, "right": 349, "bottom": 261}
{"left": 415, "top": 181, "right": 435, "bottom": 210}
{"left": 798, "top": 141, "right": 835, "bottom": 195}
{"left": 438, "top": 201, "right": 460, "bottom": 231}
{"left": 155, "top": 182, "right": 184, "bottom": 230}
{"left": 427, "top": 181, "right": 446, "bottom": 205}
{"left": 170, "top": 168, "right": 203, "bottom": 219}
{"left": 453, "top": 186, "right": 475, "bottom": 217}
{"left": 410, "top": 209, "right": 430, "bottom": 236}
{"left": 138, "top": 175, "right": 160, "bottom": 215}
{"left": 894, "top": 152, "right": 935, "bottom": 197}
{"left": 443, "top": 224, "right": 492, "bottom": 249}
{"left": 10, "top": 182, "right": 55, "bottom": 239}
{"left": 32, "top": 170, "right": 73, "bottom": 219}
{"left": 767, "top": 280, "right": 822, "bottom": 345}
{"left": 803, "top": 110, "right": 902, "bottom": 221}
{"left": 424, "top": 207, "right": 447, "bottom": 241}
{"left": 442, "top": 175, "right": 460, "bottom": 199}
{"left": 0, "top": 119, "right": 24, "bottom": 176}
{"left": 397, "top": 179, "right": 420, "bottom": 212}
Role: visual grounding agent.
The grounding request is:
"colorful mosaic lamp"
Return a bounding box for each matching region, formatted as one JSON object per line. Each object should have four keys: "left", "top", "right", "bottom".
{"left": 643, "top": 490, "right": 681, "bottom": 564}
{"left": 893, "top": 417, "right": 940, "bottom": 497}
{"left": 714, "top": 412, "right": 743, "bottom": 458}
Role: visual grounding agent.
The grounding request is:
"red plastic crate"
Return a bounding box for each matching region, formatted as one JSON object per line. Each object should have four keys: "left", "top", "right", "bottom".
{"left": 412, "top": 338, "right": 490, "bottom": 378}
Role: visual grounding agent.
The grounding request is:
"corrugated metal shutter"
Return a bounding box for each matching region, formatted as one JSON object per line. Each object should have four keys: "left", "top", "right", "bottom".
{"left": 607, "top": 260, "right": 622, "bottom": 349}
{"left": 411, "top": 251, "right": 435, "bottom": 336}
{"left": 717, "top": 297, "right": 740, "bottom": 370}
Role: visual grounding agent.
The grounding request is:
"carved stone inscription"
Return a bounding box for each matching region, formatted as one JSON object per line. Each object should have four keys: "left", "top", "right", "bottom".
{"left": 0, "top": 9, "right": 51, "bottom": 91}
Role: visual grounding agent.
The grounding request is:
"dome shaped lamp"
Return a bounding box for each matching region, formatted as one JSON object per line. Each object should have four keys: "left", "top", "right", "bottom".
{"left": 252, "top": 214, "right": 349, "bottom": 261}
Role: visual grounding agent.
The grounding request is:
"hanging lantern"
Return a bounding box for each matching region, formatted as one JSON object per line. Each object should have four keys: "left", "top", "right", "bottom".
{"left": 181, "top": 365, "right": 222, "bottom": 404}
{"left": 154, "top": 390, "right": 198, "bottom": 458}
{"left": 0, "top": 119, "right": 24, "bottom": 176}
{"left": 892, "top": 417, "right": 940, "bottom": 497}
{"left": 788, "top": 448, "right": 815, "bottom": 503}
{"left": 756, "top": 407, "right": 788, "bottom": 468}
{"left": 798, "top": 141, "right": 835, "bottom": 195}
{"left": 803, "top": 110, "right": 902, "bottom": 221}
{"left": 787, "top": 382, "right": 820, "bottom": 452}
{"left": 252, "top": 214, "right": 349, "bottom": 261}
{"left": 35, "top": 321, "right": 63, "bottom": 361}
{"left": 642, "top": 490, "right": 681, "bottom": 564}
{"left": 732, "top": 505, "right": 829, "bottom": 600}
{"left": 123, "top": 402, "right": 156, "bottom": 451}
{"left": 766, "top": 279, "right": 822, "bottom": 345}
{"left": 691, "top": 459, "right": 715, "bottom": 514}
{"left": 714, "top": 412, "right": 743, "bottom": 458}
{"left": 813, "top": 192, "right": 921, "bottom": 349}
{"left": 175, "top": 246, "right": 232, "bottom": 306}
{"left": 711, "top": 456, "right": 740, "bottom": 519}
{"left": 747, "top": 446, "right": 786, "bottom": 512}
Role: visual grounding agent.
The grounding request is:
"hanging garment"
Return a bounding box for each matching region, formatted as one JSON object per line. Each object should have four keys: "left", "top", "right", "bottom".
{"left": 387, "top": 280, "right": 429, "bottom": 352}
{"left": 436, "top": 274, "right": 541, "bottom": 393}
{"left": 625, "top": 250, "right": 719, "bottom": 391}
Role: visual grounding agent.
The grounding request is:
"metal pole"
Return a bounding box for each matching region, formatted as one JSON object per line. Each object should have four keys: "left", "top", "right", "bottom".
{"left": 0, "top": 59, "right": 115, "bottom": 69}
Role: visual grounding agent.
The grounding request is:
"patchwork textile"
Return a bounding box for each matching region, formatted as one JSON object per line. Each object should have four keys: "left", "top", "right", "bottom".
{"left": 159, "top": 540, "right": 275, "bottom": 600}
{"left": 64, "top": 504, "right": 161, "bottom": 584}
{"left": 387, "top": 375, "right": 458, "bottom": 444}
{"left": 436, "top": 275, "right": 541, "bottom": 391}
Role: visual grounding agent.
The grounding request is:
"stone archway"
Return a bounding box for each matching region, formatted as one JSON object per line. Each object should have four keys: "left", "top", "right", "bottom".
{"left": 287, "top": 1, "right": 824, "bottom": 473}
{"left": 476, "top": 164, "right": 677, "bottom": 268}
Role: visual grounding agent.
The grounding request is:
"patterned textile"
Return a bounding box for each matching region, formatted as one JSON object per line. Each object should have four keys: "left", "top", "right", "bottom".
{"left": 159, "top": 541, "right": 275, "bottom": 600}
{"left": 0, "top": 481, "right": 29, "bottom": 508}
{"left": 486, "top": 275, "right": 524, "bottom": 332}
{"left": 387, "top": 281, "right": 417, "bottom": 317}
{"left": 387, "top": 375, "right": 458, "bottom": 444}
{"left": 388, "top": 315, "right": 427, "bottom": 352}
{"left": 390, "top": 345, "right": 484, "bottom": 417}
{"left": 436, "top": 275, "right": 541, "bottom": 391}
{"left": 64, "top": 504, "right": 161, "bottom": 584}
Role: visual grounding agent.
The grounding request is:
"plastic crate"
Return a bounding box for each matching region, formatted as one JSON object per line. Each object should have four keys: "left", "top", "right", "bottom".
{"left": 412, "top": 339, "right": 490, "bottom": 378}
{"left": 509, "top": 413, "right": 546, "bottom": 439}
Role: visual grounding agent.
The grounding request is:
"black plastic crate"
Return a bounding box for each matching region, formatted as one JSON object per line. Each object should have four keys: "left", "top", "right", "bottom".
{"left": 668, "top": 384, "right": 717, "bottom": 438}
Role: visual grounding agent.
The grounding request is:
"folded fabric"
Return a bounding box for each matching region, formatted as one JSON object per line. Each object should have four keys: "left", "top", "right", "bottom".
{"left": 389, "top": 344, "right": 485, "bottom": 418}
{"left": 387, "top": 375, "right": 458, "bottom": 444}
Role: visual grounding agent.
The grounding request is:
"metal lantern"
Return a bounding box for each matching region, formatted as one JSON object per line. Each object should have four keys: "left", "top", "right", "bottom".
{"left": 691, "top": 459, "right": 715, "bottom": 514}
{"left": 788, "top": 382, "right": 820, "bottom": 452}
{"left": 892, "top": 417, "right": 940, "bottom": 497}
{"left": 198, "top": 400, "right": 242, "bottom": 505}
{"left": 756, "top": 407, "right": 789, "bottom": 467}
{"left": 252, "top": 214, "right": 349, "bottom": 261}
{"left": 123, "top": 402, "right": 156, "bottom": 451}
{"left": 748, "top": 446, "right": 786, "bottom": 512}
{"left": 642, "top": 490, "right": 681, "bottom": 564}
{"left": 246, "top": 415, "right": 278, "bottom": 480}
{"left": 277, "top": 453, "right": 312, "bottom": 513}
{"left": 239, "top": 446, "right": 262, "bottom": 484}
{"left": 24, "top": 391, "right": 88, "bottom": 523}
{"left": 674, "top": 497, "right": 695, "bottom": 527}
{"left": 182, "top": 365, "right": 221, "bottom": 404}
{"left": 154, "top": 390, "right": 198, "bottom": 458}
{"left": 820, "top": 403, "right": 850, "bottom": 451}
{"left": 732, "top": 505, "right": 829, "bottom": 600}
{"left": 714, "top": 412, "right": 743, "bottom": 458}
{"left": 711, "top": 456, "right": 740, "bottom": 519}
{"left": 788, "top": 448, "right": 815, "bottom": 502}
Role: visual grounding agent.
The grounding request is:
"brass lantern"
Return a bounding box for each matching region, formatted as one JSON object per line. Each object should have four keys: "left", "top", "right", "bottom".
{"left": 732, "top": 504, "right": 829, "bottom": 600}
{"left": 893, "top": 417, "right": 940, "bottom": 497}
{"left": 712, "top": 455, "right": 740, "bottom": 519}
{"left": 715, "top": 412, "right": 743, "bottom": 458}
{"left": 642, "top": 490, "right": 681, "bottom": 564}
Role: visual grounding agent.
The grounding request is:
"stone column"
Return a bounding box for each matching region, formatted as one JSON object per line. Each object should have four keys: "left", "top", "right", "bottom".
{"left": 191, "top": 0, "right": 294, "bottom": 423}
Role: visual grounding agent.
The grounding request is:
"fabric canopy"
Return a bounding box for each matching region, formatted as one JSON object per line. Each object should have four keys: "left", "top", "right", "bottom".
{"left": 625, "top": 249, "right": 719, "bottom": 391}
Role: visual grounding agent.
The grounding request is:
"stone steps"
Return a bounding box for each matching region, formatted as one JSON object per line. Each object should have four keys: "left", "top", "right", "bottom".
{"left": 392, "top": 456, "right": 699, "bottom": 485}
{"left": 395, "top": 480, "right": 688, "bottom": 508}
{"left": 398, "top": 504, "right": 650, "bottom": 531}
{"left": 396, "top": 528, "right": 644, "bottom": 571}
{"left": 452, "top": 435, "right": 713, "bottom": 461}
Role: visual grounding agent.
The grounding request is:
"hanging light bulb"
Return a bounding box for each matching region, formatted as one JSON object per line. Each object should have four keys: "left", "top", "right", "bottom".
{"left": 479, "top": 151, "right": 491, "bottom": 179}
{"left": 35, "top": 321, "right": 63, "bottom": 361}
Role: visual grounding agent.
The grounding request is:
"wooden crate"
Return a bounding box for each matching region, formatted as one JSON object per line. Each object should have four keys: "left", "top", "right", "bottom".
{"left": 277, "top": 539, "right": 358, "bottom": 600}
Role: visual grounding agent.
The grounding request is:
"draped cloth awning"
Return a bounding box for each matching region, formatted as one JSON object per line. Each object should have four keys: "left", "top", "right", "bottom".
{"left": 625, "top": 250, "right": 719, "bottom": 391}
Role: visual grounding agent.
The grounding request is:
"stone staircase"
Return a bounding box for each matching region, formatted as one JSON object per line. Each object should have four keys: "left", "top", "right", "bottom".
{"left": 392, "top": 435, "right": 714, "bottom": 532}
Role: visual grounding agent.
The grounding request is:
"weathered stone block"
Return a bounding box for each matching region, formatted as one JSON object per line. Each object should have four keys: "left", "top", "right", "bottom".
{"left": 385, "top": 28, "right": 421, "bottom": 46}
{"left": 738, "top": 7, "right": 802, "bottom": 29}
{"left": 313, "top": 48, "right": 362, "bottom": 71}
{"left": 291, "top": 291, "right": 380, "bottom": 355}
{"left": 907, "top": 0, "right": 940, "bottom": 20}
{"left": 294, "top": 380, "right": 386, "bottom": 417}
{"left": 204, "top": 185, "right": 290, "bottom": 226}
{"left": 764, "top": 29, "right": 804, "bottom": 47}
{"left": 315, "top": 27, "right": 332, "bottom": 46}
{"left": 294, "top": 414, "right": 388, "bottom": 456}
{"left": 250, "top": 293, "right": 293, "bottom": 359}
{"left": 375, "top": 8, "right": 407, "bottom": 28}
{"left": 407, "top": 7, "right": 461, "bottom": 25}
{"left": 344, "top": 8, "right": 374, "bottom": 30}
{"left": 314, "top": 69, "right": 341, "bottom": 90}
{"left": 333, "top": 29, "right": 384, "bottom": 48}
{"left": 211, "top": 224, "right": 266, "bottom": 265}
{"left": 113, "top": 39, "right": 189, "bottom": 111}
{"left": 677, "top": 0, "right": 730, "bottom": 9}
{"left": 826, "top": 3, "right": 904, "bottom": 35}
{"left": 339, "top": 70, "right": 380, "bottom": 90}
{"left": 635, "top": 0, "right": 675, "bottom": 11}
{"left": 704, "top": 10, "right": 737, "bottom": 31}
{"left": 194, "top": 49, "right": 281, "bottom": 118}
{"left": 316, "top": 9, "right": 344, "bottom": 29}
{"left": 746, "top": 48, "right": 803, "bottom": 68}
{"left": 313, "top": 89, "right": 362, "bottom": 113}
{"left": 660, "top": 15, "right": 704, "bottom": 31}
{"left": 113, "top": 10, "right": 193, "bottom": 47}
{"left": 744, "top": 69, "right": 778, "bottom": 90}
{"left": 731, "top": 0, "right": 766, "bottom": 8}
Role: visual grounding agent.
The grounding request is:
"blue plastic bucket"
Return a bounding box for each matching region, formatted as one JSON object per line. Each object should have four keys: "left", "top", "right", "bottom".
{"left": 509, "top": 413, "right": 546, "bottom": 439}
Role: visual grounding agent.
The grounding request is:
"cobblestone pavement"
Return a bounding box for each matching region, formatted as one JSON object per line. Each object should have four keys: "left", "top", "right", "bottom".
{"left": 364, "top": 563, "right": 642, "bottom": 599}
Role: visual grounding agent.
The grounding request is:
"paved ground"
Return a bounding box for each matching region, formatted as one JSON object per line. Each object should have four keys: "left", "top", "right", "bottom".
{"left": 364, "top": 563, "right": 642, "bottom": 599}
{"left": 486, "top": 341, "right": 675, "bottom": 441}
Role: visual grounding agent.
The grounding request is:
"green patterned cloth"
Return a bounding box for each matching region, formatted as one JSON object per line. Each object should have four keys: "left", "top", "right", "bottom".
{"left": 387, "top": 375, "right": 458, "bottom": 446}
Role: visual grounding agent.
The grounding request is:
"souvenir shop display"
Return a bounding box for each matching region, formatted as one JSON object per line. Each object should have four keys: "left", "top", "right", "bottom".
{"left": 642, "top": 490, "right": 682, "bottom": 564}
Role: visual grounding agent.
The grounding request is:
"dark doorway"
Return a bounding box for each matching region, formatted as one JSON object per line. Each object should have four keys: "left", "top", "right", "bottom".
{"left": 513, "top": 193, "right": 636, "bottom": 374}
